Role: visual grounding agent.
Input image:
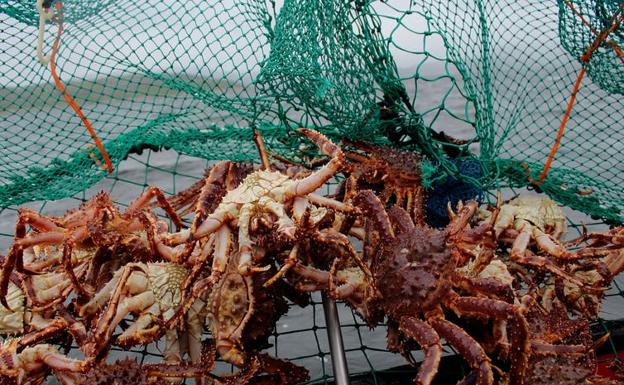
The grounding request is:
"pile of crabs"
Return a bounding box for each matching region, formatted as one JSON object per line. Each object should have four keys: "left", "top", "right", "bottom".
{"left": 0, "top": 128, "right": 623, "bottom": 385}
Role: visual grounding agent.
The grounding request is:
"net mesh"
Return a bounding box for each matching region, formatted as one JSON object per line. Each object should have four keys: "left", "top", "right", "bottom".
{"left": 2, "top": 0, "right": 624, "bottom": 383}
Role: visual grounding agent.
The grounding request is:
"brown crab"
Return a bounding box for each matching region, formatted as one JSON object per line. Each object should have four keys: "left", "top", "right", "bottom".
{"left": 161, "top": 129, "right": 351, "bottom": 311}
{"left": 0, "top": 331, "right": 87, "bottom": 385}
{"left": 352, "top": 191, "right": 533, "bottom": 385}
{"left": 338, "top": 140, "right": 426, "bottom": 224}
{"left": 0, "top": 187, "right": 185, "bottom": 306}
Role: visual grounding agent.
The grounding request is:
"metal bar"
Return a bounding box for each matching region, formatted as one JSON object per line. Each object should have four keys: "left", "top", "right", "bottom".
{"left": 322, "top": 293, "right": 350, "bottom": 385}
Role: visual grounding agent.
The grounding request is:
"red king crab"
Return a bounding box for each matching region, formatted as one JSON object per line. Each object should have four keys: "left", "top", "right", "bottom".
{"left": 162, "top": 128, "right": 352, "bottom": 304}
{"left": 476, "top": 196, "right": 618, "bottom": 288}
{"left": 338, "top": 140, "right": 426, "bottom": 224}
{"left": 0, "top": 331, "right": 87, "bottom": 385}
{"left": 349, "top": 191, "right": 531, "bottom": 385}
{"left": 163, "top": 231, "right": 309, "bottom": 385}
{"left": 77, "top": 261, "right": 208, "bottom": 371}
{"left": 287, "top": 192, "right": 531, "bottom": 385}
{"left": 524, "top": 229, "right": 624, "bottom": 319}
{"left": 0, "top": 187, "right": 184, "bottom": 306}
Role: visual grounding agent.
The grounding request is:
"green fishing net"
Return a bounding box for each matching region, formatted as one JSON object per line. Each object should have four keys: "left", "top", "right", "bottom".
{"left": 1, "top": 0, "right": 623, "bottom": 222}
{"left": 2, "top": 0, "right": 624, "bottom": 382}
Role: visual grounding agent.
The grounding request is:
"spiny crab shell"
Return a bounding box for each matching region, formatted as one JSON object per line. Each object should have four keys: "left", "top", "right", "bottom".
{"left": 375, "top": 228, "right": 455, "bottom": 317}
{"left": 207, "top": 249, "right": 288, "bottom": 367}
{"left": 145, "top": 263, "right": 187, "bottom": 316}
{"left": 56, "top": 358, "right": 170, "bottom": 385}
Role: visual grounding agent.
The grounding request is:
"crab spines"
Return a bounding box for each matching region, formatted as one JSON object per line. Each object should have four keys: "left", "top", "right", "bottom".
{"left": 256, "top": 353, "right": 311, "bottom": 385}
{"left": 127, "top": 186, "right": 185, "bottom": 232}
{"left": 83, "top": 264, "right": 135, "bottom": 361}
{"left": 387, "top": 205, "right": 416, "bottom": 235}
{"left": 192, "top": 161, "right": 233, "bottom": 234}
{"left": 429, "top": 318, "right": 493, "bottom": 385}
{"left": 296, "top": 128, "right": 344, "bottom": 162}
{"left": 353, "top": 190, "right": 395, "bottom": 241}
{"left": 398, "top": 317, "right": 442, "bottom": 385}
{"left": 287, "top": 129, "right": 344, "bottom": 196}
{"left": 449, "top": 296, "right": 529, "bottom": 385}
{"left": 61, "top": 240, "right": 91, "bottom": 300}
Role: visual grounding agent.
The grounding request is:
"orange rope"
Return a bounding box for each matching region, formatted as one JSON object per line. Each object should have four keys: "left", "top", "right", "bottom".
{"left": 563, "top": 0, "right": 624, "bottom": 65}
{"left": 533, "top": 5, "right": 624, "bottom": 185}
{"left": 49, "top": 2, "right": 113, "bottom": 173}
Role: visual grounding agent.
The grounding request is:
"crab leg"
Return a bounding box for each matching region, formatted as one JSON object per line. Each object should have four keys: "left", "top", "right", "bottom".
{"left": 24, "top": 271, "right": 77, "bottom": 308}
{"left": 258, "top": 197, "right": 296, "bottom": 239}
{"left": 308, "top": 193, "right": 352, "bottom": 212}
{"left": 315, "top": 229, "right": 374, "bottom": 285}
{"left": 61, "top": 240, "right": 91, "bottom": 299}
{"left": 126, "top": 186, "right": 184, "bottom": 231}
{"left": 530, "top": 341, "right": 586, "bottom": 355}
{"left": 138, "top": 212, "right": 194, "bottom": 263}
{"left": 291, "top": 264, "right": 330, "bottom": 284}
{"left": 115, "top": 304, "right": 160, "bottom": 347}
{"left": 448, "top": 296, "right": 529, "bottom": 385}
{"left": 353, "top": 190, "right": 395, "bottom": 240}
{"left": 238, "top": 203, "right": 256, "bottom": 275}
{"left": 187, "top": 299, "right": 206, "bottom": 365}
{"left": 84, "top": 265, "right": 144, "bottom": 359}
{"left": 286, "top": 129, "right": 344, "bottom": 197}
{"left": 429, "top": 318, "right": 493, "bottom": 385}
{"left": 1, "top": 230, "right": 66, "bottom": 309}
{"left": 328, "top": 258, "right": 340, "bottom": 299}
{"left": 387, "top": 205, "right": 416, "bottom": 235}
{"left": 399, "top": 317, "right": 442, "bottom": 385}
{"left": 253, "top": 128, "right": 271, "bottom": 171}
{"left": 532, "top": 227, "right": 567, "bottom": 258}
{"left": 20, "top": 344, "right": 87, "bottom": 372}
{"left": 213, "top": 225, "right": 232, "bottom": 276}
{"left": 512, "top": 253, "right": 585, "bottom": 286}
{"left": 79, "top": 265, "right": 127, "bottom": 317}
{"left": 292, "top": 197, "right": 309, "bottom": 222}
{"left": 193, "top": 204, "right": 231, "bottom": 239}
{"left": 263, "top": 245, "right": 299, "bottom": 288}
{"left": 191, "top": 161, "right": 232, "bottom": 229}
{"left": 16, "top": 318, "right": 68, "bottom": 349}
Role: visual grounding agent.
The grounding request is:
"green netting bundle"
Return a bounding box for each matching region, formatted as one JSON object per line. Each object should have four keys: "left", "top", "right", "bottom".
{"left": 1, "top": 0, "right": 623, "bottom": 224}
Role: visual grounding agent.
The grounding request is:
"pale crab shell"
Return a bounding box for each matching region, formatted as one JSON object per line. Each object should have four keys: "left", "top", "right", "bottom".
{"left": 478, "top": 259, "right": 514, "bottom": 287}
{"left": 221, "top": 170, "right": 294, "bottom": 205}
{"left": 499, "top": 196, "right": 567, "bottom": 237}
{"left": 0, "top": 281, "right": 26, "bottom": 335}
{"left": 144, "top": 263, "right": 187, "bottom": 319}
{"left": 456, "top": 257, "right": 514, "bottom": 287}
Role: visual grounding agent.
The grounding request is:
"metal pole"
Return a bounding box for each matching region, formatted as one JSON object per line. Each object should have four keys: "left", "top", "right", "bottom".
{"left": 322, "top": 293, "right": 350, "bottom": 385}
